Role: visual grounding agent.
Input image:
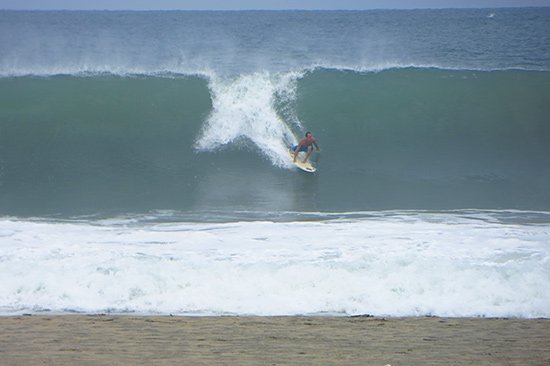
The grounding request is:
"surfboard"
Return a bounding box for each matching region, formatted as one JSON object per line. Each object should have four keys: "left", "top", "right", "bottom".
{"left": 288, "top": 149, "right": 316, "bottom": 173}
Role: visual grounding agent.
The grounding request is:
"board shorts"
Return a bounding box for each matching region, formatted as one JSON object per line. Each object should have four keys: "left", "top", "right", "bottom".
{"left": 291, "top": 145, "right": 310, "bottom": 153}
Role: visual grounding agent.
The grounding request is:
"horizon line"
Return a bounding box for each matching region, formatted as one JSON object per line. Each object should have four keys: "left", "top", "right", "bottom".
{"left": 1, "top": 6, "right": 548, "bottom": 11}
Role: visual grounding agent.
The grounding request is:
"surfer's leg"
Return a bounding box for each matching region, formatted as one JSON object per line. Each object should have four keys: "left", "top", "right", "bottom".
{"left": 303, "top": 146, "right": 312, "bottom": 163}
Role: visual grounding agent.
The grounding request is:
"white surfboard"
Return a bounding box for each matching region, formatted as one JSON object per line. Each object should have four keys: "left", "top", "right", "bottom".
{"left": 288, "top": 149, "right": 316, "bottom": 173}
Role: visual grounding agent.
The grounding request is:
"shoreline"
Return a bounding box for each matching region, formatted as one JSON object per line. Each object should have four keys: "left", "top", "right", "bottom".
{"left": 1, "top": 315, "right": 549, "bottom": 365}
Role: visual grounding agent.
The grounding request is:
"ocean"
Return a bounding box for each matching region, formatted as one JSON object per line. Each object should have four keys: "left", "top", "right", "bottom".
{"left": 0, "top": 9, "right": 549, "bottom": 317}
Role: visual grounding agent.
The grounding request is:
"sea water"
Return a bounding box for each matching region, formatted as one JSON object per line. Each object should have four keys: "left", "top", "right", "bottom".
{"left": 0, "top": 9, "right": 549, "bottom": 317}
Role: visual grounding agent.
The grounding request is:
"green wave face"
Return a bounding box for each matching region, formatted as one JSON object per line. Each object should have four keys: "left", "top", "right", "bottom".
{"left": 1, "top": 69, "right": 549, "bottom": 216}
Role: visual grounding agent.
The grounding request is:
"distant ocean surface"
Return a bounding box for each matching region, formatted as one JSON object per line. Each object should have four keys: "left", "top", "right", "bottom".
{"left": 1, "top": 9, "right": 549, "bottom": 317}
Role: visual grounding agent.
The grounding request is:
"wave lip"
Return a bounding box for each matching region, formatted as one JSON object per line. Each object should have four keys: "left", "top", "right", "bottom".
{"left": 1, "top": 62, "right": 548, "bottom": 79}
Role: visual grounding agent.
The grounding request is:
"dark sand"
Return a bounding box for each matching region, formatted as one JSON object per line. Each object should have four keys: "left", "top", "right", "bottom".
{"left": 1, "top": 315, "right": 549, "bottom": 365}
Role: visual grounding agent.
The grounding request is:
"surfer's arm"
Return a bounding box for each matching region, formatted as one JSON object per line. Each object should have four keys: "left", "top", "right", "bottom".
{"left": 313, "top": 141, "right": 320, "bottom": 151}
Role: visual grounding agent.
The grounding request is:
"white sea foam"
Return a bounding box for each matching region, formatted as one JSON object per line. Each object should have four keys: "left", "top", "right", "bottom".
{"left": 195, "top": 72, "right": 303, "bottom": 167}
{"left": 0, "top": 63, "right": 511, "bottom": 78}
{"left": 1, "top": 213, "right": 549, "bottom": 317}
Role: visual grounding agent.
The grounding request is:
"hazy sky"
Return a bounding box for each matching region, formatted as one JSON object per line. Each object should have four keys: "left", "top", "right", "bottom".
{"left": 2, "top": 0, "right": 550, "bottom": 10}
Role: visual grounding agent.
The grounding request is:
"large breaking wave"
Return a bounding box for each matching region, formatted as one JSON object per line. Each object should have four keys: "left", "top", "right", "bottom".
{"left": 1, "top": 68, "right": 549, "bottom": 215}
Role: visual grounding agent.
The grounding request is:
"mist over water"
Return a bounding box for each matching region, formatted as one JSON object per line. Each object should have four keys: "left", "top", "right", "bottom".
{"left": 1, "top": 9, "right": 549, "bottom": 317}
{"left": 1, "top": 8, "right": 549, "bottom": 76}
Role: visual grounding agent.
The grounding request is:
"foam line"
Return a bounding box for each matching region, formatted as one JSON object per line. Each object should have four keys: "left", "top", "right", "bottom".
{"left": 1, "top": 213, "right": 549, "bottom": 317}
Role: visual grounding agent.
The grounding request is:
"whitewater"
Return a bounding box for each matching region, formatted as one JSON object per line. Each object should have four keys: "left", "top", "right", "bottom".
{"left": 1, "top": 9, "right": 549, "bottom": 317}
{"left": 2, "top": 211, "right": 549, "bottom": 317}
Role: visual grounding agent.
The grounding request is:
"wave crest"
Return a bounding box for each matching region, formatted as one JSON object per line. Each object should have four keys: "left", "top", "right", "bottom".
{"left": 195, "top": 72, "right": 304, "bottom": 167}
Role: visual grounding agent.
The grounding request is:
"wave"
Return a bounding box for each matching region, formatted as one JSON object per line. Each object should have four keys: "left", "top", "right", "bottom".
{"left": 1, "top": 63, "right": 547, "bottom": 79}
{"left": 1, "top": 211, "right": 549, "bottom": 317}
{"left": 1, "top": 68, "right": 549, "bottom": 215}
{"left": 2, "top": 9, "right": 549, "bottom": 321}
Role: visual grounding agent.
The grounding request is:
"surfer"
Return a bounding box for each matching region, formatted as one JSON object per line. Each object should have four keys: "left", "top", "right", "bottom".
{"left": 292, "top": 131, "right": 320, "bottom": 163}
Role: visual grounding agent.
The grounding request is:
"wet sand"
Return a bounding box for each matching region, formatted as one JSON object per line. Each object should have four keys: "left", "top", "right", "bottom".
{"left": 1, "top": 315, "right": 549, "bottom": 365}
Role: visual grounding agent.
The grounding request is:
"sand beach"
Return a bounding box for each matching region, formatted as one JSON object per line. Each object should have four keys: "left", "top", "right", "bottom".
{"left": 1, "top": 315, "right": 549, "bottom": 365}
